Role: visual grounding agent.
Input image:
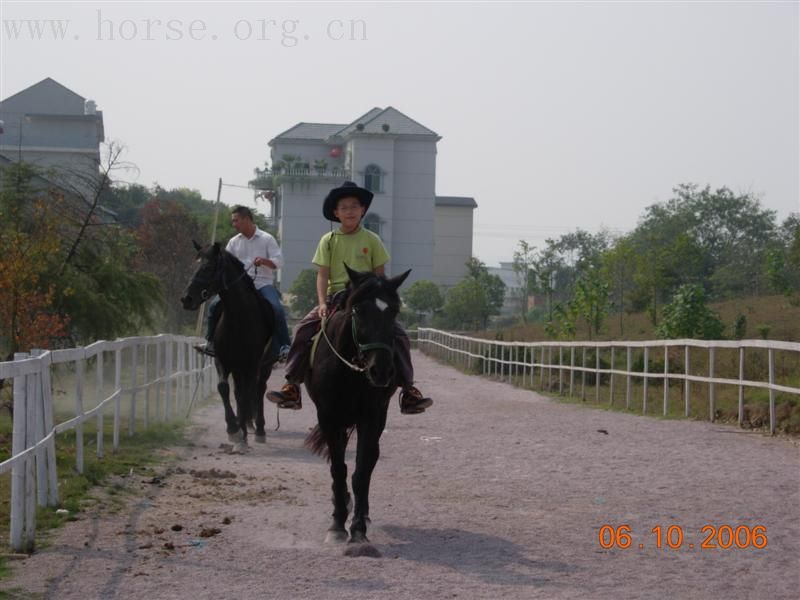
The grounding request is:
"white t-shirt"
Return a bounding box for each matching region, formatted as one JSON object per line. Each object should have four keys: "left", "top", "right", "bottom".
{"left": 225, "top": 227, "right": 283, "bottom": 289}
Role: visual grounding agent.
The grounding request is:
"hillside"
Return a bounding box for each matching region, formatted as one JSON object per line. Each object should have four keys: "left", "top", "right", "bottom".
{"left": 492, "top": 295, "right": 800, "bottom": 343}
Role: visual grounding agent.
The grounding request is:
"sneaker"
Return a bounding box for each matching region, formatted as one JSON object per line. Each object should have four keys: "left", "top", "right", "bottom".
{"left": 399, "top": 386, "right": 433, "bottom": 415}
{"left": 266, "top": 383, "right": 302, "bottom": 410}
{"left": 278, "top": 345, "right": 290, "bottom": 363}
{"left": 194, "top": 341, "right": 215, "bottom": 357}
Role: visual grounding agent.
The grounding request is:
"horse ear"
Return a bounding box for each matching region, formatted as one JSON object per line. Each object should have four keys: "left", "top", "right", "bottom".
{"left": 386, "top": 269, "right": 412, "bottom": 292}
{"left": 211, "top": 242, "right": 222, "bottom": 255}
{"left": 344, "top": 263, "right": 369, "bottom": 286}
{"left": 192, "top": 239, "right": 202, "bottom": 252}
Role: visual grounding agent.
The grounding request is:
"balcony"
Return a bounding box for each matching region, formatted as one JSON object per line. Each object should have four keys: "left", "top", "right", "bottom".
{"left": 270, "top": 165, "right": 351, "bottom": 181}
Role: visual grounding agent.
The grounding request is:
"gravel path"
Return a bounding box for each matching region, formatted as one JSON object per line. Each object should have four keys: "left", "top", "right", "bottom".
{"left": 2, "top": 350, "right": 798, "bottom": 600}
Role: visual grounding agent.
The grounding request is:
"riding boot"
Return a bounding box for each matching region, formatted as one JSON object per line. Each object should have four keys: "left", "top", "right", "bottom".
{"left": 394, "top": 324, "right": 433, "bottom": 414}
{"left": 266, "top": 383, "right": 302, "bottom": 410}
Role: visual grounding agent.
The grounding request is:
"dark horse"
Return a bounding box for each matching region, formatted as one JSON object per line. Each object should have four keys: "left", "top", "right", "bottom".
{"left": 305, "top": 265, "right": 411, "bottom": 544}
{"left": 181, "top": 241, "right": 276, "bottom": 451}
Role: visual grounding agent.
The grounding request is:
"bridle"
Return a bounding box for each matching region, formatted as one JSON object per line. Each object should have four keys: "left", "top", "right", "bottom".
{"left": 191, "top": 252, "right": 252, "bottom": 300}
{"left": 320, "top": 307, "right": 394, "bottom": 373}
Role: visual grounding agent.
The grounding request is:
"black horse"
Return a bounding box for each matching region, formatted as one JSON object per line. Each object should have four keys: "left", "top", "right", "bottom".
{"left": 181, "top": 241, "right": 276, "bottom": 451}
{"left": 304, "top": 265, "right": 411, "bottom": 544}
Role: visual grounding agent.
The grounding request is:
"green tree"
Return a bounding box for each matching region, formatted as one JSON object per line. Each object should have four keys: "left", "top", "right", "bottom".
{"left": 571, "top": 268, "right": 610, "bottom": 339}
{"left": 439, "top": 278, "right": 490, "bottom": 330}
{"left": 465, "top": 257, "right": 506, "bottom": 317}
{"left": 512, "top": 240, "right": 536, "bottom": 322}
{"left": 0, "top": 163, "right": 70, "bottom": 352}
{"left": 600, "top": 236, "right": 636, "bottom": 336}
{"left": 632, "top": 184, "right": 775, "bottom": 302}
{"left": 137, "top": 199, "right": 204, "bottom": 332}
{"left": 655, "top": 284, "right": 724, "bottom": 340}
{"left": 288, "top": 268, "right": 318, "bottom": 316}
{"left": 403, "top": 280, "right": 443, "bottom": 325}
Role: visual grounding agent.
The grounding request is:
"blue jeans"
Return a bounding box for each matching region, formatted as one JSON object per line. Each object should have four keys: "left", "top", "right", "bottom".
{"left": 206, "top": 284, "right": 291, "bottom": 350}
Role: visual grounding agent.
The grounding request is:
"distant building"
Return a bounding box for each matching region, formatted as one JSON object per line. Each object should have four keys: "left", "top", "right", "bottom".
{"left": 0, "top": 78, "right": 105, "bottom": 196}
{"left": 266, "top": 107, "right": 476, "bottom": 291}
{"left": 488, "top": 261, "right": 528, "bottom": 317}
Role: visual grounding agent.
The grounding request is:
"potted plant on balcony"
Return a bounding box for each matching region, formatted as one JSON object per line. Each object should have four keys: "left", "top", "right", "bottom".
{"left": 314, "top": 159, "right": 328, "bottom": 175}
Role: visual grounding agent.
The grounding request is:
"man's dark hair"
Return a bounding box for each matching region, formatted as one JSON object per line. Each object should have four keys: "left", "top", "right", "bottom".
{"left": 231, "top": 205, "right": 254, "bottom": 221}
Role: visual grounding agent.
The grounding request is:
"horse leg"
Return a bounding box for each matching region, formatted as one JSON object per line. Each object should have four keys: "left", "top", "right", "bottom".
{"left": 349, "top": 419, "right": 385, "bottom": 544}
{"left": 254, "top": 364, "right": 270, "bottom": 444}
{"left": 231, "top": 373, "right": 250, "bottom": 452}
{"left": 217, "top": 369, "right": 239, "bottom": 441}
{"left": 324, "top": 427, "right": 350, "bottom": 544}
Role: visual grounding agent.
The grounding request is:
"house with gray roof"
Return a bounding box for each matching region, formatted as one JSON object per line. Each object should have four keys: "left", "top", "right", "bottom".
{"left": 0, "top": 78, "right": 104, "bottom": 196}
{"left": 267, "top": 107, "right": 476, "bottom": 292}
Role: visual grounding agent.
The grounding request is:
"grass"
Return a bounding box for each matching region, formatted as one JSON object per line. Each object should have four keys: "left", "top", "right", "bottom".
{"left": 495, "top": 294, "right": 800, "bottom": 343}
{"left": 0, "top": 412, "right": 189, "bottom": 573}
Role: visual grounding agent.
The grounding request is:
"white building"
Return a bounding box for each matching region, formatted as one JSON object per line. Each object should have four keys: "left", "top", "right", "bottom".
{"left": 267, "top": 107, "right": 476, "bottom": 291}
{"left": 488, "top": 261, "right": 527, "bottom": 317}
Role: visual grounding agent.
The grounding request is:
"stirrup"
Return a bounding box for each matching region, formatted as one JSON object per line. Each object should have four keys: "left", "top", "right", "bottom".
{"left": 266, "top": 385, "right": 302, "bottom": 410}
{"left": 399, "top": 387, "right": 433, "bottom": 415}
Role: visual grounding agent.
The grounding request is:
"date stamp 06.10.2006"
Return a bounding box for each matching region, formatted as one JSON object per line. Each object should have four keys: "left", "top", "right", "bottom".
{"left": 598, "top": 524, "right": 767, "bottom": 551}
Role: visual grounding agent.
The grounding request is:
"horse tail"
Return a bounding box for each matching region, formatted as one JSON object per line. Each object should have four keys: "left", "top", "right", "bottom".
{"left": 304, "top": 425, "right": 328, "bottom": 458}
{"left": 304, "top": 425, "right": 356, "bottom": 462}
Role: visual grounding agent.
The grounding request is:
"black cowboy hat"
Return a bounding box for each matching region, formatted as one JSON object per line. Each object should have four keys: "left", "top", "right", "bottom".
{"left": 322, "top": 181, "right": 374, "bottom": 222}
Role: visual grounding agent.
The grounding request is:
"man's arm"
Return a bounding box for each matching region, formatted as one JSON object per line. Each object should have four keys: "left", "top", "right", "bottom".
{"left": 255, "top": 234, "right": 283, "bottom": 270}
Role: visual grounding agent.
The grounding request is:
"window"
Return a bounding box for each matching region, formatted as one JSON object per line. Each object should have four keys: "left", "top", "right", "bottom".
{"left": 363, "top": 213, "right": 382, "bottom": 238}
{"left": 364, "top": 164, "right": 382, "bottom": 193}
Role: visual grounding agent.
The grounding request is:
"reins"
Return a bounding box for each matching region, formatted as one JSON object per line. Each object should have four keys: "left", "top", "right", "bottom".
{"left": 320, "top": 310, "right": 394, "bottom": 373}
{"left": 193, "top": 253, "right": 254, "bottom": 298}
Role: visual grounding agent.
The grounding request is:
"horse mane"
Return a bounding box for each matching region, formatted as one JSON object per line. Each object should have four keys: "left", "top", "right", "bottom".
{"left": 220, "top": 249, "right": 259, "bottom": 295}
{"left": 217, "top": 248, "right": 275, "bottom": 331}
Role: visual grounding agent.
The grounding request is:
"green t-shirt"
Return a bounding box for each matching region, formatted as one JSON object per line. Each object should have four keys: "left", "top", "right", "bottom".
{"left": 312, "top": 226, "right": 390, "bottom": 295}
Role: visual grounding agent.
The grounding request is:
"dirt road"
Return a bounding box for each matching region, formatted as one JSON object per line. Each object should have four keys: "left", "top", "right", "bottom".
{"left": 2, "top": 351, "right": 798, "bottom": 599}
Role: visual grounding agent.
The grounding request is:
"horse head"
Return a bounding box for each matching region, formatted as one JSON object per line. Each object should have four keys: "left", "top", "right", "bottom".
{"left": 181, "top": 241, "right": 228, "bottom": 310}
{"left": 342, "top": 264, "right": 411, "bottom": 388}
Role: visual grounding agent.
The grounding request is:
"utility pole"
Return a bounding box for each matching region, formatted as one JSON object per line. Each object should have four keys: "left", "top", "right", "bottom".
{"left": 194, "top": 177, "right": 223, "bottom": 337}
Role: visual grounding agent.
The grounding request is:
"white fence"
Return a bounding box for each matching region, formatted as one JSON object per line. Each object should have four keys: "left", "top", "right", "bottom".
{"left": 417, "top": 328, "right": 800, "bottom": 435}
{"left": 0, "top": 334, "right": 217, "bottom": 552}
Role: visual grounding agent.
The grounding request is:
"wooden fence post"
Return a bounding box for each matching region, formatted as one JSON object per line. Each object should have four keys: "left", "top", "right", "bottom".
{"left": 663, "top": 345, "right": 669, "bottom": 416}
{"left": 10, "top": 352, "right": 30, "bottom": 552}
{"left": 626, "top": 346, "right": 632, "bottom": 410}
{"left": 708, "top": 347, "right": 715, "bottom": 422}
{"left": 768, "top": 348, "right": 775, "bottom": 434}
{"left": 643, "top": 347, "right": 649, "bottom": 414}
{"left": 113, "top": 346, "right": 121, "bottom": 449}
{"left": 129, "top": 343, "right": 138, "bottom": 436}
{"left": 738, "top": 347, "right": 744, "bottom": 427}
{"left": 96, "top": 349, "right": 104, "bottom": 458}
{"left": 75, "top": 355, "right": 85, "bottom": 474}
{"left": 684, "top": 346, "right": 690, "bottom": 418}
{"left": 609, "top": 347, "right": 615, "bottom": 405}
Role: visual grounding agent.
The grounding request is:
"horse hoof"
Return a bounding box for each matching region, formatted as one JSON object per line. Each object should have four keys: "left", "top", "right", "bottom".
{"left": 232, "top": 441, "right": 249, "bottom": 454}
{"left": 228, "top": 432, "right": 243, "bottom": 443}
{"left": 325, "top": 529, "right": 348, "bottom": 544}
{"left": 254, "top": 434, "right": 266, "bottom": 444}
{"left": 349, "top": 531, "right": 369, "bottom": 544}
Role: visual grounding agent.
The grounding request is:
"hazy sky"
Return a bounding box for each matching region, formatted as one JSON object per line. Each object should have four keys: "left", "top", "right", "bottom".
{"left": 2, "top": 1, "right": 798, "bottom": 266}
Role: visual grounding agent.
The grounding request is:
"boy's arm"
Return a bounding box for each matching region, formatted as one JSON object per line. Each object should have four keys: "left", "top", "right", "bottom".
{"left": 317, "top": 266, "right": 330, "bottom": 317}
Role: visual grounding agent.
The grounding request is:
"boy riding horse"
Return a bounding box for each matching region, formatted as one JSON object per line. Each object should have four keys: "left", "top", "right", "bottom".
{"left": 266, "top": 181, "right": 433, "bottom": 415}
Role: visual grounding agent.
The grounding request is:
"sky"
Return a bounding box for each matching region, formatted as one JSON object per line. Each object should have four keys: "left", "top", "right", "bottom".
{"left": 1, "top": 1, "right": 798, "bottom": 267}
